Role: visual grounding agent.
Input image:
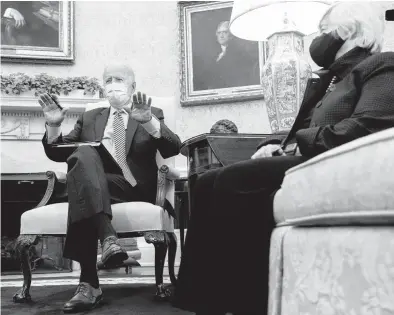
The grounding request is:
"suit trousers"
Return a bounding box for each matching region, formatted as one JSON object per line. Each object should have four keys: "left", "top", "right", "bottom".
{"left": 63, "top": 146, "right": 148, "bottom": 262}
{"left": 174, "top": 155, "right": 307, "bottom": 314}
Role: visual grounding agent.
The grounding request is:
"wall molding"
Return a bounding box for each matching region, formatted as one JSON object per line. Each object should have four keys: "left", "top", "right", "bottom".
{"left": 0, "top": 94, "right": 102, "bottom": 141}
{"left": 1, "top": 111, "right": 80, "bottom": 119}
{"left": 1, "top": 94, "right": 102, "bottom": 113}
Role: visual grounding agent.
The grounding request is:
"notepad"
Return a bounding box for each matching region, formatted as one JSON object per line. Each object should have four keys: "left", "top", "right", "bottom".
{"left": 51, "top": 141, "right": 102, "bottom": 148}
{"left": 50, "top": 142, "right": 122, "bottom": 174}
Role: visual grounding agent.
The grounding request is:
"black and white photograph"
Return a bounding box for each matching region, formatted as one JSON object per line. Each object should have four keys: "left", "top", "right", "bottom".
{"left": 1, "top": 1, "right": 394, "bottom": 315}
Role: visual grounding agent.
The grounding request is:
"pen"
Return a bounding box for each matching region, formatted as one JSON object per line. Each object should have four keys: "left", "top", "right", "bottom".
{"left": 50, "top": 94, "right": 63, "bottom": 110}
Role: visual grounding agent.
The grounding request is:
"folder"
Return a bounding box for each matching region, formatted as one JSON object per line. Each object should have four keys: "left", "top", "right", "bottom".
{"left": 50, "top": 142, "right": 122, "bottom": 174}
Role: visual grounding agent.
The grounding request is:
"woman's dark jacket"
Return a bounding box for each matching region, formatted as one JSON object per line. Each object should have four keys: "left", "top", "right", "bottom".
{"left": 258, "top": 47, "right": 394, "bottom": 157}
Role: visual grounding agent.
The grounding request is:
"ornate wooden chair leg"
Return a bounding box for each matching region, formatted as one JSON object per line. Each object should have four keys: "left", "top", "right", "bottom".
{"left": 167, "top": 232, "right": 177, "bottom": 286}
{"left": 13, "top": 235, "right": 39, "bottom": 303}
{"left": 144, "top": 231, "right": 171, "bottom": 301}
{"left": 154, "top": 241, "right": 170, "bottom": 301}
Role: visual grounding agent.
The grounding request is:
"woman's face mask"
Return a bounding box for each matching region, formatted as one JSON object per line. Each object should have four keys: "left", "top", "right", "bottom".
{"left": 105, "top": 82, "right": 131, "bottom": 109}
{"left": 309, "top": 31, "right": 345, "bottom": 69}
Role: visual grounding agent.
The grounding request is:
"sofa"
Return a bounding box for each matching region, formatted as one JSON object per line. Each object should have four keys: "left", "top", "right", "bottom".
{"left": 268, "top": 127, "right": 394, "bottom": 315}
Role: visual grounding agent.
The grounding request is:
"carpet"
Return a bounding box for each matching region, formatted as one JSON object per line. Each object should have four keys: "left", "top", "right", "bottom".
{"left": 1, "top": 284, "right": 193, "bottom": 315}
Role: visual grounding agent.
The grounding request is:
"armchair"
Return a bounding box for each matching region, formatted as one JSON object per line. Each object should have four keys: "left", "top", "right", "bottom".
{"left": 12, "top": 97, "right": 181, "bottom": 303}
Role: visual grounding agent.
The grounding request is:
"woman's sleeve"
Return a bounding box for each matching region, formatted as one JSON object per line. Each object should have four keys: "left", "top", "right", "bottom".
{"left": 296, "top": 56, "right": 394, "bottom": 157}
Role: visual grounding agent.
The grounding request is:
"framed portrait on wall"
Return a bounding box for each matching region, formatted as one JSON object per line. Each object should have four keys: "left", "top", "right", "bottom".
{"left": 1, "top": 1, "right": 74, "bottom": 64}
{"left": 179, "top": 1, "right": 266, "bottom": 106}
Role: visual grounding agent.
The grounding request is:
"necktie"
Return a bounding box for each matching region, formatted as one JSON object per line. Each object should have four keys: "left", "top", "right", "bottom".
{"left": 216, "top": 47, "right": 226, "bottom": 62}
{"left": 113, "top": 111, "right": 137, "bottom": 187}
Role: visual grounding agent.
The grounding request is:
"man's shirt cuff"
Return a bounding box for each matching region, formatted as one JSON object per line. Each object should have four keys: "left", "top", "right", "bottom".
{"left": 141, "top": 115, "right": 161, "bottom": 138}
{"left": 46, "top": 124, "right": 61, "bottom": 144}
{"left": 3, "top": 8, "right": 14, "bottom": 18}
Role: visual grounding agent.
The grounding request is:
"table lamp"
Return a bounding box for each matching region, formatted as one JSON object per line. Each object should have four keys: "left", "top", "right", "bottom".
{"left": 230, "top": 0, "right": 332, "bottom": 132}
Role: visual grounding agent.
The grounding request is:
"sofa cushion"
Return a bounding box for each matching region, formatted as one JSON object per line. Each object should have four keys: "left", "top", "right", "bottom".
{"left": 274, "top": 127, "right": 394, "bottom": 226}
{"left": 20, "top": 202, "right": 174, "bottom": 235}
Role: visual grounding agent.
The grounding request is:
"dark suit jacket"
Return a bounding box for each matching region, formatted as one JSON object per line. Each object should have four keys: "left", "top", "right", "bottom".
{"left": 42, "top": 106, "right": 181, "bottom": 202}
{"left": 201, "top": 42, "right": 259, "bottom": 90}
{"left": 258, "top": 47, "right": 394, "bottom": 157}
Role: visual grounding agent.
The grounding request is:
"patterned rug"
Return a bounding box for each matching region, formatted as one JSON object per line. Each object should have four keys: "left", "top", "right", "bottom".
{"left": 1, "top": 283, "right": 192, "bottom": 315}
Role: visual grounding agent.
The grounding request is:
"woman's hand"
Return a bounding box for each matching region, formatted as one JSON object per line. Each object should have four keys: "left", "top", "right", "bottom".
{"left": 251, "top": 144, "right": 286, "bottom": 159}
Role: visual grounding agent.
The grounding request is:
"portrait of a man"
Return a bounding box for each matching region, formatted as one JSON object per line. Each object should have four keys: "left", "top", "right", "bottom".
{"left": 190, "top": 5, "right": 261, "bottom": 92}
{"left": 1, "top": 1, "right": 59, "bottom": 48}
{"left": 196, "top": 20, "right": 260, "bottom": 91}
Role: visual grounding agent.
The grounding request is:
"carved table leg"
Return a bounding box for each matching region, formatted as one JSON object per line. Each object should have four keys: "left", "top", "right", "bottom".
{"left": 12, "top": 235, "right": 39, "bottom": 303}
{"left": 167, "top": 232, "right": 177, "bottom": 286}
{"left": 144, "top": 231, "right": 171, "bottom": 301}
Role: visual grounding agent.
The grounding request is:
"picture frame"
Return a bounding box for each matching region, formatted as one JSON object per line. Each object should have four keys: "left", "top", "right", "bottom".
{"left": 179, "top": 1, "right": 266, "bottom": 106}
{"left": 1, "top": 1, "right": 74, "bottom": 64}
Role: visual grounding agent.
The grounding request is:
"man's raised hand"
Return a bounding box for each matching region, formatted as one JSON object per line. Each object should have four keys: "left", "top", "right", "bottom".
{"left": 38, "top": 93, "right": 68, "bottom": 127}
{"left": 131, "top": 91, "right": 152, "bottom": 123}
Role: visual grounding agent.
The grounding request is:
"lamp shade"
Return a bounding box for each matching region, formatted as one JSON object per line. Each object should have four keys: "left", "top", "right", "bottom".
{"left": 230, "top": 0, "right": 332, "bottom": 41}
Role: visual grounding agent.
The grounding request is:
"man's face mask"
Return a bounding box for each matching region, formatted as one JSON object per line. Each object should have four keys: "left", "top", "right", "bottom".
{"left": 105, "top": 82, "right": 131, "bottom": 109}
{"left": 309, "top": 31, "right": 345, "bottom": 69}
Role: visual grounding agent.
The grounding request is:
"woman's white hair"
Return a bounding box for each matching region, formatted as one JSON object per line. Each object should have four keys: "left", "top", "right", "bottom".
{"left": 319, "top": 2, "right": 385, "bottom": 53}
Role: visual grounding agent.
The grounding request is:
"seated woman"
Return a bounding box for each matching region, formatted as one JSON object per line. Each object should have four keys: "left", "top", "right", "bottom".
{"left": 173, "top": 2, "right": 394, "bottom": 315}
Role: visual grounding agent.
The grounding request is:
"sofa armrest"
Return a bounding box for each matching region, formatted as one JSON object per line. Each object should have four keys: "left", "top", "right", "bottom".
{"left": 274, "top": 127, "right": 394, "bottom": 225}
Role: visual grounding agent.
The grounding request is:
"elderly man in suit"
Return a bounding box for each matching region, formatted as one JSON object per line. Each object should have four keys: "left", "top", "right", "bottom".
{"left": 39, "top": 63, "right": 181, "bottom": 313}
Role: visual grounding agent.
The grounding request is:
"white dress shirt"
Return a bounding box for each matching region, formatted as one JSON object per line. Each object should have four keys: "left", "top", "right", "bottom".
{"left": 216, "top": 45, "right": 227, "bottom": 62}
{"left": 46, "top": 105, "right": 161, "bottom": 162}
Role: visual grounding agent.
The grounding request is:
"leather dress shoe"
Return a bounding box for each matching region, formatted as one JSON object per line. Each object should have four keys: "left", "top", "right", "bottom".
{"left": 101, "top": 236, "right": 128, "bottom": 267}
{"left": 63, "top": 282, "right": 102, "bottom": 313}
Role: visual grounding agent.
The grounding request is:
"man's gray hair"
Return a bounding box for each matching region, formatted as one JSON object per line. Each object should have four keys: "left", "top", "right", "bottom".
{"left": 216, "top": 21, "right": 230, "bottom": 32}
{"left": 103, "top": 63, "right": 136, "bottom": 82}
{"left": 319, "top": 2, "right": 385, "bottom": 53}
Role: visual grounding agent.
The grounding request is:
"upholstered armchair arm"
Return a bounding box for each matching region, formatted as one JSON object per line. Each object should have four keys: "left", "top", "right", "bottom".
{"left": 36, "top": 171, "right": 67, "bottom": 208}
{"left": 37, "top": 165, "right": 180, "bottom": 210}
{"left": 155, "top": 165, "right": 181, "bottom": 208}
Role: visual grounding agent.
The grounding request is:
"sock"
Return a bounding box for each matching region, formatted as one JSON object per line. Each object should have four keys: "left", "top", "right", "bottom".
{"left": 96, "top": 213, "right": 117, "bottom": 244}
{"left": 80, "top": 261, "right": 99, "bottom": 289}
